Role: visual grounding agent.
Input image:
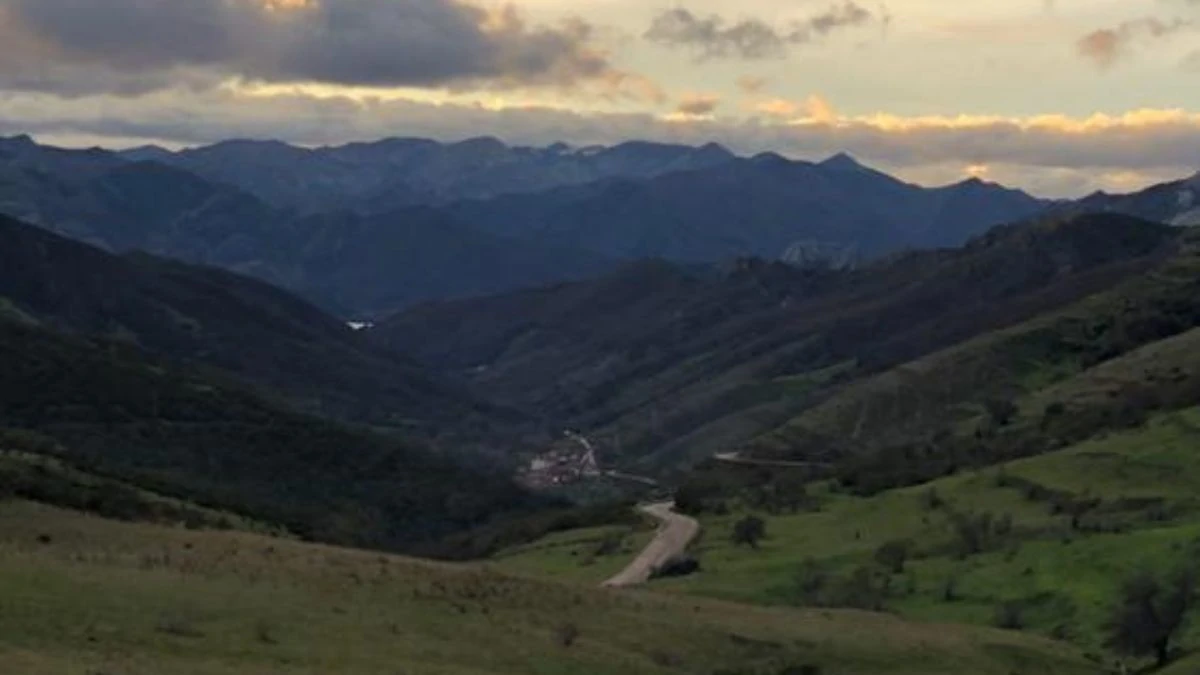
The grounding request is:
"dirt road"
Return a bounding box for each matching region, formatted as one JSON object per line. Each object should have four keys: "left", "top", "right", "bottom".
{"left": 602, "top": 502, "right": 699, "bottom": 588}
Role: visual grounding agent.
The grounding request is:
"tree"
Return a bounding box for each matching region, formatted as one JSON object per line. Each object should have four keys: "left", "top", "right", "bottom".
{"left": 984, "top": 399, "right": 1018, "bottom": 427}
{"left": 874, "top": 540, "right": 911, "bottom": 574}
{"left": 732, "top": 515, "right": 766, "bottom": 549}
{"left": 1107, "top": 568, "right": 1196, "bottom": 668}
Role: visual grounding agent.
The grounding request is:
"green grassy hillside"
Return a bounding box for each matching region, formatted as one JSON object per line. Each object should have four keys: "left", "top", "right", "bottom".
{"left": 503, "top": 407, "right": 1200, "bottom": 669}
{"left": 743, "top": 228, "right": 1200, "bottom": 494}
{"left": 0, "top": 500, "right": 1101, "bottom": 675}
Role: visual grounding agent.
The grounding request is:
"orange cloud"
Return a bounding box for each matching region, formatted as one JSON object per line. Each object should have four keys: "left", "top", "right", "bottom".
{"left": 261, "top": 0, "right": 315, "bottom": 11}
{"left": 752, "top": 94, "right": 837, "bottom": 122}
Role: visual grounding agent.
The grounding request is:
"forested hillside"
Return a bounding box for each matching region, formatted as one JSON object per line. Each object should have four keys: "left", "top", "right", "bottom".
{"left": 379, "top": 213, "right": 1180, "bottom": 474}
{"left": 0, "top": 317, "right": 544, "bottom": 551}
{"left": 0, "top": 215, "right": 504, "bottom": 434}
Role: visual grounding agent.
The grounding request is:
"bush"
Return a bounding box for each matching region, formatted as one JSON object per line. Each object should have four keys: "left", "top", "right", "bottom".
{"left": 1107, "top": 567, "right": 1196, "bottom": 667}
{"left": 651, "top": 555, "right": 701, "bottom": 579}
{"left": 554, "top": 622, "right": 580, "bottom": 648}
{"left": 994, "top": 601, "right": 1025, "bottom": 630}
{"left": 874, "top": 539, "right": 911, "bottom": 574}
{"left": 732, "top": 515, "right": 767, "bottom": 549}
{"left": 592, "top": 532, "right": 624, "bottom": 557}
{"left": 919, "top": 488, "right": 945, "bottom": 511}
{"left": 984, "top": 399, "right": 1018, "bottom": 427}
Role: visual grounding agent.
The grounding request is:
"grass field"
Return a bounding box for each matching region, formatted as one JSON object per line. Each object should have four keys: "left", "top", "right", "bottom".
{"left": 0, "top": 500, "right": 1103, "bottom": 675}
{"left": 489, "top": 523, "right": 657, "bottom": 584}
{"left": 661, "top": 408, "right": 1200, "bottom": 658}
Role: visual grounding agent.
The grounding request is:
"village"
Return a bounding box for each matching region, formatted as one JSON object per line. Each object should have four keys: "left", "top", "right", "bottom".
{"left": 516, "top": 431, "right": 602, "bottom": 489}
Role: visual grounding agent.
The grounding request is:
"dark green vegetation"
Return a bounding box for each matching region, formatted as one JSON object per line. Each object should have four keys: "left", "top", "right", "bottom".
{"left": 0, "top": 500, "right": 1104, "bottom": 675}
{"left": 0, "top": 301, "right": 544, "bottom": 552}
{"left": 0, "top": 215, "right": 499, "bottom": 432}
{"left": 740, "top": 218, "right": 1200, "bottom": 494}
{"left": 382, "top": 212, "right": 1179, "bottom": 477}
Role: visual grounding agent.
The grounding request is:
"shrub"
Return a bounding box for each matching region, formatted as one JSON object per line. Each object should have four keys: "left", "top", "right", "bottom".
{"left": 1107, "top": 567, "right": 1196, "bottom": 668}
{"left": 874, "top": 540, "right": 911, "bottom": 574}
{"left": 919, "top": 488, "right": 945, "bottom": 511}
{"left": 732, "top": 515, "right": 767, "bottom": 549}
{"left": 554, "top": 622, "right": 580, "bottom": 648}
{"left": 994, "top": 601, "right": 1025, "bottom": 630}
{"left": 651, "top": 555, "right": 701, "bottom": 579}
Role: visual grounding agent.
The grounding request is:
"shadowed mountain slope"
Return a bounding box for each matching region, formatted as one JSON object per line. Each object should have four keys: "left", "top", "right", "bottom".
{"left": 378, "top": 213, "right": 1179, "bottom": 473}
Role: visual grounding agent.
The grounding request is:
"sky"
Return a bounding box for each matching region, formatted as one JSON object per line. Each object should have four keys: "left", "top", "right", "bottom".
{"left": 2, "top": 0, "right": 1200, "bottom": 196}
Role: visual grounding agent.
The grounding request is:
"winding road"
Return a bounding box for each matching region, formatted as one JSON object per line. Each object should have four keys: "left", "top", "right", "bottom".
{"left": 601, "top": 452, "right": 831, "bottom": 588}
{"left": 602, "top": 501, "right": 699, "bottom": 588}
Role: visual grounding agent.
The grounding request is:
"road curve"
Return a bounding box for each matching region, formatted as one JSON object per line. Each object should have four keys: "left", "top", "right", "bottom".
{"left": 602, "top": 501, "right": 699, "bottom": 588}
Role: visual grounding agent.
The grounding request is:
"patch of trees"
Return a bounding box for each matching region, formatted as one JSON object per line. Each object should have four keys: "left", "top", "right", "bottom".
{"left": 677, "top": 463, "right": 819, "bottom": 516}
{"left": 1107, "top": 566, "right": 1196, "bottom": 668}
{"left": 787, "top": 559, "right": 893, "bottom": 612}
{"left": 426, "top": 502, "right": 637, "bottom": 560}
{"left": 0, "top": 450, "right": 234, "bottom": 530}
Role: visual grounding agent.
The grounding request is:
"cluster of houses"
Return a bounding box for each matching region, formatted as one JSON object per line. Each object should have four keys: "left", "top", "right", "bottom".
{"left": 517, "top": 431, "right": 601, "bottom": 489}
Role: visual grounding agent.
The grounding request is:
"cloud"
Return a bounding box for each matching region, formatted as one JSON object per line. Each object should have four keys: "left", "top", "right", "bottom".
{"left": 753, "top": 95, "right": 837, "bottom": 123}
{"left": 736, "top": 76, "right": 769, "bottom": 95}
{"left": 0, "top": 0, "right": 625, "bottom": 95}
{"left": 1077, "top": 16, "right": 1194, "bottom": 68}
{"left": 6, "top": 86, "right": 1200, "bottom": 196}
{"left": 644, "top": 2, "right": 880, "bottom": 60}
{"left": 675, "top": 93, "right": 722, "bottom": 116}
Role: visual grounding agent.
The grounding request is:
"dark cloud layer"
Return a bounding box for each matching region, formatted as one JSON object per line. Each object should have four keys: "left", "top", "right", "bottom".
{"left": 0, "top": 0, "right": 613, "bottom": 95}
{"left": 645, "top": 2, "right": 878, "bottom": 60}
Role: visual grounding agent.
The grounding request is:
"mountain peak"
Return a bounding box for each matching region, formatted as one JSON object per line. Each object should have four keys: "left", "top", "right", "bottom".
{"left": 819, "top": 152, "right": 866, "bottom": 171}
{"left": 454, "top": 136, "right": 508, "bottom": 152}
{"left": 750, "top": 151, "right": 791, "bottom": 167}
{"left": 0, "top": 134, "right": 36, "bottom": 152}
{"left": 119, "top": 145, "right": 174, "bottom": 162}
{"left": 695, "top": 141, "right": 734, "bottom": 158}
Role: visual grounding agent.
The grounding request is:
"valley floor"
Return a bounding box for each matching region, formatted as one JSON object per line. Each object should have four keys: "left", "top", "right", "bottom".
{"left": 0, "top": 500, "right": 1100, "bottom": 675}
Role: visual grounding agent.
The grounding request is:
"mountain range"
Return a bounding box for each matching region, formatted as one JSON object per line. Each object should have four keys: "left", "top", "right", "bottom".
{"left": 2, "top": 134, "right": 1054, "bottom": 316}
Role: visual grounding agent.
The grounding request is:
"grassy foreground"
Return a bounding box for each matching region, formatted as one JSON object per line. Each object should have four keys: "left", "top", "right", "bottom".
{"left": 0, "top": 500, "right": 1100, "bottom": 675}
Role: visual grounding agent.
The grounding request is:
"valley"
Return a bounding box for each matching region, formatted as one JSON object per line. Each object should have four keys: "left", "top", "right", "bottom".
{"left": 5, "top": 132, "right": 1200, "bottom": 673}
{"left": 6, "top": 0, "right": 1200, "bottom": 670}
